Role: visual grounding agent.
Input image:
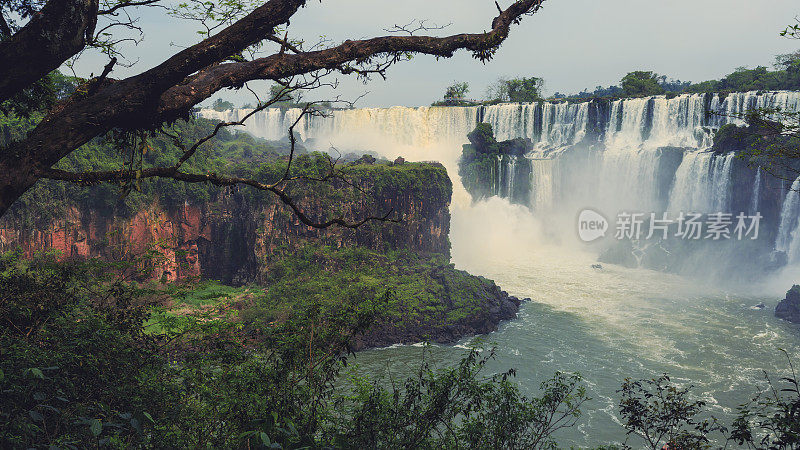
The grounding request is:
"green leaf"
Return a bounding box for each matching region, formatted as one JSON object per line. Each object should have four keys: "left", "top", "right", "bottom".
{"left": 259, "top": 432, "right": 271, "bottom": 446}
{"left": 90, "top": 418, "right": 102, "bottom": 437}
{"left": 142, "top": 411, "right": 155, "bottom": 424}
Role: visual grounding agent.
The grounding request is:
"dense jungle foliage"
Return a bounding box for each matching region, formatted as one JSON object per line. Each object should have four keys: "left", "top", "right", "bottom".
{"left": 0, "top": 251, "right": 591, "bottom": 449}
{"left": 2, "top": 251, "right": 800, "bottom": 448}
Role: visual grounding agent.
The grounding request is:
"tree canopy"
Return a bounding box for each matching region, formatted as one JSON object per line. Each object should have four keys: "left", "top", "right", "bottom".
{"left": 444, "top": 82, "right": 470, "bottom": 100}
{"left": 620, "top": 71, "right": 665, "bottom": 97}
{"left": 487, "top": 76, "right": 544, "bottom": 103}
{"left": 211, "top": 98, "right": 236, "bottom": 112}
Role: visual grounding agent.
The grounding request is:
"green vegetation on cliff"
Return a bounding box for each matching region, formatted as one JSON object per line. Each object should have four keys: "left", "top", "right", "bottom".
{"left": 2, "top": 115, "right": 450, "bottom": 231}
{"left": 148, "top": 242, "right": 517, "bottom": 349}
{"left": 711, "top": 116, "right": 800, "bottom": 178}
{"left": 248, "top": 244, "right": 516, "bottom": 347}
{"left": 4, "top": 116, "right": 291, "bottom": 225}
{"left": 335, "top": 159, "right": 451, "bottom": 209}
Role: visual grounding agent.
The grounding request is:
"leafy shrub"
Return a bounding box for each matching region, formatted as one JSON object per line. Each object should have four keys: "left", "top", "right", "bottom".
{"left": 0, "top": 251, "right": 587, "bottom": 448}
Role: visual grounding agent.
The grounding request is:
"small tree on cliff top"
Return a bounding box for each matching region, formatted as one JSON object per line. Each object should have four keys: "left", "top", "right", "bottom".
{"left": 487, "top": 76, "right": 544, "bottom": 103}
{"left": 0, "top": 0, "right": 546, "bottom": 226}
{"left": 211, "top": 98, "right": 236, "bottom": 112}
{"left": 444, "top": 81, "right": 470, "bottom": 100}
{"left": 620, "top": 71, "right": 665, "bottom": 97}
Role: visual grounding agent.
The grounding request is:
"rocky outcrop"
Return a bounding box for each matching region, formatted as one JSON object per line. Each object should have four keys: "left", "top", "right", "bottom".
{"left": 0, "top": 162, "right": 452, "bottom": 285}
{"left": 352, "top": 284, "right": 526, "bottom": 350}
{"left": 459, "top": 123, "right": 534, "bottom": 204}
{"left": 776, "top": 285, "right": 800, "bottom": 323}
{"left": 0, "top": 160, "right": 526, "bottom": 349}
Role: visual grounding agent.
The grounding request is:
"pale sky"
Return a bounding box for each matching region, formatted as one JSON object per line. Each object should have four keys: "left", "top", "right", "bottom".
{"left": 71, "top": 0, "right": 800, "bottom": 107}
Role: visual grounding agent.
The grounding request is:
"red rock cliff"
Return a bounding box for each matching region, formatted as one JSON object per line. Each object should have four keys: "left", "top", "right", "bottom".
{"left": 0, "top": 162, "right": 452, "bottom": 284}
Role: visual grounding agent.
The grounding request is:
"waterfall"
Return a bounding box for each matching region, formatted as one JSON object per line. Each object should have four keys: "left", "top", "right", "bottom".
{"left": 751, "top": 168, "right": 762, "bottom": 215}
{"left": 491, "top": 156, "right": 497, "bottom": 196}
{"left": 506, "top": 156, "right": 516, "bottom": 199}
{"left": 199, "top": 90, "right": 799, "bottom": 154}
{"left": 777, "top": 176, "right": 800, "bottom": 260}
{"left": 198, "top": 90, "right": 800, "bottom": 233}
{"left": 668, "top": 152, "right": 735, "bottom": 213}
{"left": 529, "top": 158, "right": 555, "bottom": 211}
{"left": 495, "top": 155, "right": 504, "bottom": 197}
{"left": 710, "top": 152, "right": 736, "bottom": 212}
{"left": 472, "top": 102, "right": 591, "bottom": 151}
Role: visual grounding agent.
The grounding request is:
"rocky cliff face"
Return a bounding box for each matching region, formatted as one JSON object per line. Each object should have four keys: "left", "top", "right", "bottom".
{"left": 0, "top": 161, "right": 452, "bottom": 285}
{"left": 776, "top": 285, "right": 800, "bottom": 323}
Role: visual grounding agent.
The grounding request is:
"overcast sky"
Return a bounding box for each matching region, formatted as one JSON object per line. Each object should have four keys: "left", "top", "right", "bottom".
{"left": 72, "top": 0, "right": 800, "bottom": 107}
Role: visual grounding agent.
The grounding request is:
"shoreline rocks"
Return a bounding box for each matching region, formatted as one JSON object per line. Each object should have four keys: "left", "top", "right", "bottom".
{"left": 776, "top": 285, "right": 800, "bottom": 323}
{"left": 352, "top": 285, "right": 528, "bottom": 351}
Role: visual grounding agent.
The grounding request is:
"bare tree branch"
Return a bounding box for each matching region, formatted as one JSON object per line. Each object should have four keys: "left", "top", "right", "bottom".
{"left": 98, "top": 0, "right": 162, "bottom": 15}
{"left": 38, "top": 103, "right": 402, "bottom": 229}
{"left": 40, "top": 163, "right": 401, "bottom": 229}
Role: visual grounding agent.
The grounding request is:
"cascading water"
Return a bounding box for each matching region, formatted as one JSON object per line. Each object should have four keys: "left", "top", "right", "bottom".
{"left": 529, "top": 158, "right": 555, "bottom": 211}
{"left": 200, "top": 91, "right": 798, "bottom": 152}
{"left": 505, "top": 156, "right": 516, "bottom": 199}
{"left": 200, "top": 90, "right": 800, "bottom": 255}
{"left": 481, "top": 102, "right": 590, "bottom": 151}
{"left": 668, "top": 152, "right": 736, "bottom": 213}
{"left": 777, "top": 176, "right": 800, "bottom": 261}
{"left": 491, "top": 156, "right": 497, "bottom": 196}
{"left": 751, "top": 168, "right": 762, "bottom": 215}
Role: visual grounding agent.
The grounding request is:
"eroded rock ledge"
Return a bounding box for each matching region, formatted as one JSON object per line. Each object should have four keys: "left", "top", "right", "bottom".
{"left": 1, "top": 159, "right": 523, "bottom": 349}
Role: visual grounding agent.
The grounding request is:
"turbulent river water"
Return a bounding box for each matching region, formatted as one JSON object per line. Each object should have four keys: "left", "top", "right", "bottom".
{"left": 357, "top": 196, "right": 800, "bottom": 446}
{"left": 201, "top": 94, "right": 800, "bottom": 444}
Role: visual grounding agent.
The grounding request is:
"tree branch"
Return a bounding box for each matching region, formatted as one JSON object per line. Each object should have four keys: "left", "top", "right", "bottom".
{"left": 0, "top": 0, "right": 99, "bottom": 103}
{"left": 98, "top": 0, "right": 162, "bottom": 15}
{"left": 0, "top": 0, "right": 544, "bottom": 219}
{"left": 38, "top": 103, "right": 402, "bottom": 229}
{"left": 38, "top": 164, "right": 401, "bottom": 229}
{"left": 157, "top": 0, "right": 544, "bottom": 120}
{"left": 134, "top": 0, "right": 308, "bottom": 94}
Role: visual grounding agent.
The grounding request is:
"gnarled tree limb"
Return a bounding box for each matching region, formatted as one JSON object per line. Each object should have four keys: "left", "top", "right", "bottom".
{"left": 0, "top": 0, "right": 99, "bottom": 103}
{"left": 0, "top": 0, "right": 545, "bottom": 218}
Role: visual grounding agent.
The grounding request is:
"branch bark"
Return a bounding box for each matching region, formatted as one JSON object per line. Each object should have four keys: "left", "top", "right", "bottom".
{"left": 0, "top": 0, "right": 99, "bottom": 103}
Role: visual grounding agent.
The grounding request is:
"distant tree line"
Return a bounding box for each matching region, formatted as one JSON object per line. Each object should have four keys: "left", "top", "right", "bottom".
{"left": 437, "top": 50, "right": 800, "bottom": 106}
{"left": 556, "top": 52, "right": 800, "bottom": 100}
{"left": 434, "top": 77, "right": 544, "bottom": 106}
